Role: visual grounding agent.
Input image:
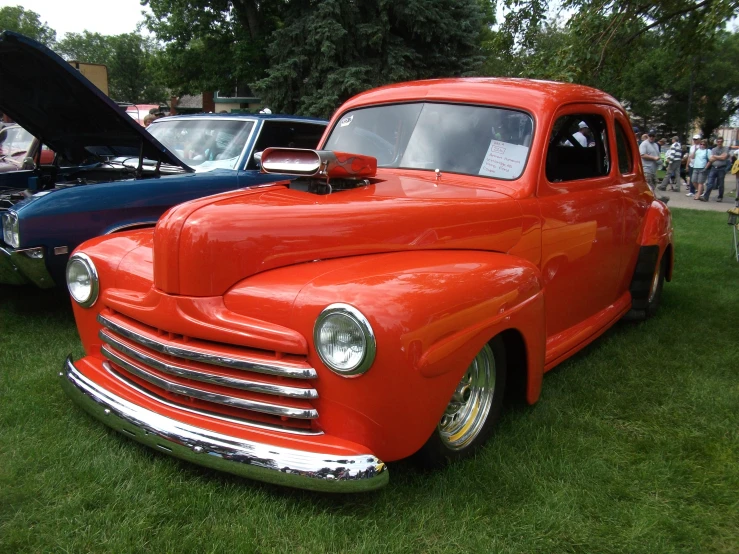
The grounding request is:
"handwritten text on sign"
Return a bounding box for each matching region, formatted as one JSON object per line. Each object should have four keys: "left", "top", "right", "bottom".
{"left": 478, "top": 140, "right": 529, "bottom": 179}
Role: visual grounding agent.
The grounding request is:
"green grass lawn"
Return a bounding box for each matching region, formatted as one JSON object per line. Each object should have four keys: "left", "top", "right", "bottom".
{"left": 1, "top": 208, "right": 738, "bottom": 553}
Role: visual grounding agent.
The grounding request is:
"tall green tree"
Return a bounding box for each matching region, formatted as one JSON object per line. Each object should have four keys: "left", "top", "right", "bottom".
{"left": 142, "top": 0, "right": 279, "bottom": 94}
{"left": 254, "top": 0, "right": 486, "bottom": 118}
{"left": 108, "top": 34, "right": 167, "bottom": 104}
{"left": 560, "top": 0, "right": 739, "bottom": 78}
{"left": 58, "top": 32, "right": 167, "bottom": 104}
{"left": 690, "top": 31, "right": 739, "bottom": 137}
{"left": 483, "top": 0, "right": 739, "bottom": 136}
{"left": 0, "top": 5, "right": 56, "bottom": 46}
{"left": 56, "top": 31, "right": 113, "bottom": 65}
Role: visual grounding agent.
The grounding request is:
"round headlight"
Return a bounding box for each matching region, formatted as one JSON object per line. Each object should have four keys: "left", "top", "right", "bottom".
{"left": 313, "top": 303, "right": 376, "bottom": 377}
{"left": 66, "top": 253, "right": 99, "bottom": 308}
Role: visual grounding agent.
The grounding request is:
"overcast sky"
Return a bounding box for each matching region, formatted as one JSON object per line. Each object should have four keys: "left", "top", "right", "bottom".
{"left": 1, "top": 0, "right": 151, "bottom": 36}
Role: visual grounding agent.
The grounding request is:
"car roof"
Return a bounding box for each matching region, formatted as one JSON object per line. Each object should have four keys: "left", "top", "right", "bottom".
{"left": 339, "top": 78, "right": 623, "bottom": 114}
{"left": 164, "top": 113, "right": 327, "bottom": 123}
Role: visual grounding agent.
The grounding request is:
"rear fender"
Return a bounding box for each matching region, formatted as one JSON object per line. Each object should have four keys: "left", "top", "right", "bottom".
{"left": 639, "top": 200, "right": 674, "bottom": 280}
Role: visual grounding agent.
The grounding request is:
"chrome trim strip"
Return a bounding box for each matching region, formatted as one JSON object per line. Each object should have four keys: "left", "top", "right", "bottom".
{"left": 104, "top": 221, "right": 158, "bottom": 235}
{"left": 102, "top": 346, "right": 318, "bottom": 420}
{"left": 103, "top": 362, "right": 322, "bottom": 435}
{"left": 100, "top": 330, "right": 318, "bottom": 399}
{"left": 98, "top": 314, "right": 317, "bottom": 379}
{"left": 61, "top": 358, "right": 388, "bottom": 492}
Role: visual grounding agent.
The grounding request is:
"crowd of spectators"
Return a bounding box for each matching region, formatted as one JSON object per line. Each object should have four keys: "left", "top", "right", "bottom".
{"left": 636, "top": 128, "right": 739, "bottom": 205}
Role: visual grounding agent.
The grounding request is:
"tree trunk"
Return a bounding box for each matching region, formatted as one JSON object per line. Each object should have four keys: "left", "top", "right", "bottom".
{"left": 232, "top": 0, "right": 261, "bottom": 40}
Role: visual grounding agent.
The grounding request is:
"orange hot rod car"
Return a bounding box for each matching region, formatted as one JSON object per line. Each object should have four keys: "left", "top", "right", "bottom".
{"left": 61, "top": 79, "right": 673, "bottom": 492}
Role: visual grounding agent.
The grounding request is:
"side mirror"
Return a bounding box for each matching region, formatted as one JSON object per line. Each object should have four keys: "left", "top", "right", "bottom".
{"left": 253, "top": 151, "right": 263, "bottom": 168}
{"left": 21, "top": 157, "right": 35, "bottom": 170}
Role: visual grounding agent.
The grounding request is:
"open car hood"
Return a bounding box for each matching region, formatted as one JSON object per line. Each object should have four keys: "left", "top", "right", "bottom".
{"left": 0, "top": 31, "right": 188, "bottom": 170}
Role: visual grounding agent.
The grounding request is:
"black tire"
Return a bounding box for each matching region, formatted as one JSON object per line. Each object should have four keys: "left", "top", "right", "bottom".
{"left": 414, "top": 336, "right": 507, "bottom": 468}
{"left": 624, "top": 246, "right": 665, "bottom": 321}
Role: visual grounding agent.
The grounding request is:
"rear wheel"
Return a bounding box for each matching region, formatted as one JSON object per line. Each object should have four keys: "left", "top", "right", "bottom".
{"left": 645, "top": 254, "right": 667, "bottom": 318}
{"left": 624, "top": 246, "right": 666, "bottom": 321}
{"left": 415, "top": 337, "right": 507, "bottom": 468}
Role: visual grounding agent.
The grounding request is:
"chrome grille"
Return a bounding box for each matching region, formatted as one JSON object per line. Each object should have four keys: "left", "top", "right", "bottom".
{"left": 99, "top": 314, "right": 316, "bottom": 379}
{"left": 97, "top": 313, "right": 320, "bottom": 433}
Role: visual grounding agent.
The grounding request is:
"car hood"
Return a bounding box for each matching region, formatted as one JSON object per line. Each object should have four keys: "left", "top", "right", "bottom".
{"left": 0, "top": 31, "right": 188, "bottom": 170}
{"left": 151, "top": 172, "right": 524, "bottom": 296}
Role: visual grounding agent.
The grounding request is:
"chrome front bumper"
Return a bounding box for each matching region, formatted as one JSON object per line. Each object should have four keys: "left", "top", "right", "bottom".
{"left": 0, "top": 246, "right": 55, "bottom": 288}
{"left": 60, "top": 357, "right": 389, "bottom": 492}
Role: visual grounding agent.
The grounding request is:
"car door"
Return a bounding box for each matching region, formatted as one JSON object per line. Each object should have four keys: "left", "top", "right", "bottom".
{"left": 610, "top": 108, "right": 653, "bottom": 292}
{"left": 538, "top": 104, "right": 626, "bottom": 339}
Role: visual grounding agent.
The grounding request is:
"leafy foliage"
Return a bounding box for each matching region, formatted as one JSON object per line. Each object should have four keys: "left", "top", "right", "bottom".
{"left": 692, "top": 31, "right": 739, "bottom": 137}
{"left": 3, "top": 0, "right": 739, "bottom": 134}
{"left": 57, "top": 32, "right": 167, "bottom": 104}
{"left": 254, "top": 0, "right": 485, "bottom": 118}
{"left": 479, "top": 0, "right": 739, "bottom": 137}
{"left": 0, "top": 5, "right": 56, "bottom": 46}
{"left": 142, "top": 0, "right": 278, "bottom": 95}
{"left": 562, "top": 0, "right": 739, "bottom": 136}
{"left": 56, "top": 31, "right": 111, "bottom": 65}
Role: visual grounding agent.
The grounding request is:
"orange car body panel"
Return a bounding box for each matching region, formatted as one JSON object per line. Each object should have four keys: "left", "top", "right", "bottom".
{"left": 69, "top": 78, "right": 673, "bottom": 464}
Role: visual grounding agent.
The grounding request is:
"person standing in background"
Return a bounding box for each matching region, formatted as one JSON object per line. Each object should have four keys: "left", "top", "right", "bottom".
{"left": 701, "top": 137, "right": 729, "bottom": 202}
{"left": 691, "top": 139, "right": 710, "bottom": 200}
{"left": 730, "top": 146, "right": 739, "bottom": 201}
{"left": 658, "top": 136, "right": 682, "bottom": 192}
{"left": 639, "top": 130, "right": 669, "bottom": 203}
{"left": 639, "top": 129, "right": 661, "bottom": 189}
{"left": 657, "top": 138, "right": 667, "bottom": 166}
{"left": 685, "top": 134, "right": 701, "bottom": 196}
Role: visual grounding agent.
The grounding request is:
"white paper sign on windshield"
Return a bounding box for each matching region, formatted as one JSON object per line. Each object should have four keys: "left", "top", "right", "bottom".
{"left": 478, "top": 140, "right": 529, "bottom": 179}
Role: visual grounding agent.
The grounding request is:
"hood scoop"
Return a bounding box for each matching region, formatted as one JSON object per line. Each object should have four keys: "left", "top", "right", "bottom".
{"left": 260, "top": 148, "right": 377, "bottom": 195}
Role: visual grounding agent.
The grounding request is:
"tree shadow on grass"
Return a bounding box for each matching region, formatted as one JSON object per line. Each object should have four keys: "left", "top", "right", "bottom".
{"left": 0, "top": 283, "right": 73, "bottom": 321}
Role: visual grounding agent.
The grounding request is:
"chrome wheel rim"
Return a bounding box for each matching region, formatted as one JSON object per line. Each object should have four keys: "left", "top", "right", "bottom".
{"left": 648, "top": 261, "right": 662, "bottom": 303}
{"left": 438, "top": 344, "right": 496, "bottom": 451}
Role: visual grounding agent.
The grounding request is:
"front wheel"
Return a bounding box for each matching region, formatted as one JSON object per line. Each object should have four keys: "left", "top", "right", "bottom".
{"left": 414, "top": 337, "right": 507, "bottom": 468}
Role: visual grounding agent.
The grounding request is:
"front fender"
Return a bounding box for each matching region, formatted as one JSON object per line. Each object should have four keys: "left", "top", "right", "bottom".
{"left": 225, "top": 250, "right": 546, "bottom": 461}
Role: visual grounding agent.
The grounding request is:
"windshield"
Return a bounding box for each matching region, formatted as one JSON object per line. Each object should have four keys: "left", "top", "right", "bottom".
{"left": 148, "top": 118, "right": 255, "bottom": 170}
{"left": 0, "top": 126, "right": 34, "bottom": 159}
{"left": 324, "top": 103, "right": 534, "bottom": 180}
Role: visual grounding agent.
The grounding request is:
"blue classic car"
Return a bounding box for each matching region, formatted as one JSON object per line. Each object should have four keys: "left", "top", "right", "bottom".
{"left": 0, "top": 31, "right": 326, "bottom": 288}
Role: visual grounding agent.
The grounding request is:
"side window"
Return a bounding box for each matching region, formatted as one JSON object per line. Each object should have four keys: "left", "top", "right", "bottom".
{"left": 247, "top": 121, "right": 326, "bottom": 169}
{"left": 545, "top": 114, "right": 611, "bottom": 182}
{"left": 615, "top": 121, "right": 633, "bottom": 174}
